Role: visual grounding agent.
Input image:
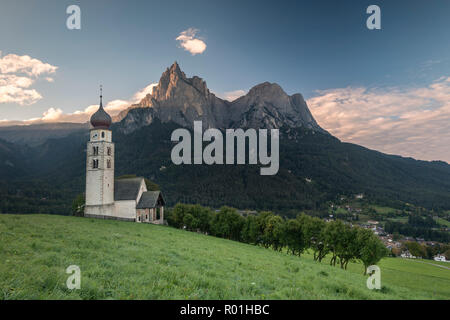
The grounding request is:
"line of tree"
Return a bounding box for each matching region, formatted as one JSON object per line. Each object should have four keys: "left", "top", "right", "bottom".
{"left": 166, "top": 203, "right": 389, "bottom": 274}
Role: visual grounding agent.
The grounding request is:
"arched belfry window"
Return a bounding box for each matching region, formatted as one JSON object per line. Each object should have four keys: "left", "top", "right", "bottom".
{"left": 92, "top": 159, "right": 99, "bottom": 169}
{"left": 101, "top": 132, "right": 105, "bottom": 138}
{"left": 93, "top": 146, "right": 99, "bottom": 156}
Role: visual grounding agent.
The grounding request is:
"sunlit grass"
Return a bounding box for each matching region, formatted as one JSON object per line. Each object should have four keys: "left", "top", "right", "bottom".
{"left": 0, "top": 214, "right": 448, "bottom": 300}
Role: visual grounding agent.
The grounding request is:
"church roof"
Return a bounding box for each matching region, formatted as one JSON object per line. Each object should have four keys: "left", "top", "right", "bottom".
{"left": 114, "top": 177, "right": 144, "bottom": 201}
{"left": 90, "top": 87, "right": 112, "bottom": 129}
{"left": 136, "top": 191, "right": 165, "bottom": 209}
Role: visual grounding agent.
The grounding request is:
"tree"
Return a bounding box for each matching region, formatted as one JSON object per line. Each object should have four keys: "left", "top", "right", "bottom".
{"left": 71, "top": 193, "right": 85, "bottom": 216}
{"left": 405, "top": 241, "right": 426, "bottom": 258}
{"left": 183, "top": 213, "right": 195, "bottom": 231}
{"left": 169, "top": 203, "right": 188, "bottom": 228}
{"left": 280, "top": 218, "right": 306, "bottom": 256}
{"left": 241, "top": 215, "right": 260, "bottom": 244}
{"left": 256, "top": 211, "right": 276, "bottom": 248}
{"left": 324, "top": 220, "right": 347, "bottom": 266}
{"left": 336, "top": 226, "right": 358, "bottom": 269}
{"left": 444, "top": 249, "right": 450, "bottom": 261}
{"left": 211, "top": 206, "right": 245, "bottom": 241}
{"left": 357, "top": 228, "right": 389, "bottom": 274}
{"left": 301, "top": 215, "right": 329, "bottom": 262}
{"left": 263, "top": 215, "right": 284, "bottom": 251}
{"left": 167, "top": 203, "right": 213, "bottom": 232}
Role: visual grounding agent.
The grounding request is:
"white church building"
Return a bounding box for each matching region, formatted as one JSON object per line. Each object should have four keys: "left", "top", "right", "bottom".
{"left": 84, "top": 89, "right": 165, "bottom": 224}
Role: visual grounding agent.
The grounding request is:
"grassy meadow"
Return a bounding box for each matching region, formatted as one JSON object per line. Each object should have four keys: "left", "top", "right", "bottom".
{"left": 0, "top": 214, "right": 449, "bottom": 300}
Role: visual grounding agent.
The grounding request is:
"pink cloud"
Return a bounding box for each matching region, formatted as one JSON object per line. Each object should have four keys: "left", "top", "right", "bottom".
{"left": 307, "top": 77, "right": 450, "bottom": 163}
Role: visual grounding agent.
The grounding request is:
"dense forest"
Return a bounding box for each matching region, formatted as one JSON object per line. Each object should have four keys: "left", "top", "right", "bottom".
{"left": 1, "top": 120, "right": 450, "bottom": 218}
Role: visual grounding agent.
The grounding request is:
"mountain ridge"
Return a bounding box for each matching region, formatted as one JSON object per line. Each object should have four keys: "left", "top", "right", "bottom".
{"left": 115, "top": 62, "right": 326, "bottom": 134}
{"left": 1, "top": 64, "right": 450, "bottom": 215}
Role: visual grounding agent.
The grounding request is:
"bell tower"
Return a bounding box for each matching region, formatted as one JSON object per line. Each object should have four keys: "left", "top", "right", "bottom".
{"left": 85, "top": 86, "right": 115, "bottom": 217}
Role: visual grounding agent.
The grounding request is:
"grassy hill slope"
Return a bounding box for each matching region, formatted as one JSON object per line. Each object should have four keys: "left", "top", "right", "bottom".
{"left": 0, "top": 214, "right": 449, "bottom": 299}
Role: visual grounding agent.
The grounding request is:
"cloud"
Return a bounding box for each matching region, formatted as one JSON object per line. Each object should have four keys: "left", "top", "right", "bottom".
{"left": 41, "top": 107, "right": 64, "bottom": 121}
{"left": 215, "top": 89, "right": 247, "bottom": 101}
{"left": 0, "top": 86, "right": 42, "bottom": 105}
{"left": 176, "top": 28, "right": 207, "bottom": 55}
{"left": 0, "top": 82, "right": 158, "bottom": 126}
{"left": 307, "top": 77, "right": 450, "bottom": 163}
{"left": 0, "top": 53, "right": 57, "bottom": 105}
{"left": 0, "top": 53, "right": 58, "bottom": 76}
{"left": 0, "top": 74, "right": 34, "bottom": 88}
{"left": 131, "top": 83, "right": 157, "bottom": 103}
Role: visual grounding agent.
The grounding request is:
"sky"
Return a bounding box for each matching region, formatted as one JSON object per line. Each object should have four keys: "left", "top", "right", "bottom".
{"left": 0, "top": 0, "right": 449, "bottom": 162}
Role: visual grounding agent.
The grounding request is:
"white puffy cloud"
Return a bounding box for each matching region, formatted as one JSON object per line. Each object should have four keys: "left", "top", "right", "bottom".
{"left": 0, "top": 53, "right": 58, "bottom": 76}
{"left": 0, "top": 53, "right": 57, "bottom": 105}
{"left": 0, "top": 74, "right": 34, "bottom": 88}
{"left": 41, "top": 107, "right": 64, "bottom": 121}
{"left": 176, "top": 28, "right": 207, "bottom": 55}
{"left": 307, "top": 77, "right": 450, "bottom": 163}
{"left": 0, "top": 85, "right": 42, "bottom": 105}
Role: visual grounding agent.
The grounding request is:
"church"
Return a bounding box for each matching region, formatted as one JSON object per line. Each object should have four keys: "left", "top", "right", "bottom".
{"left": 84, "top": 89, "right": 165, "bottom": 224}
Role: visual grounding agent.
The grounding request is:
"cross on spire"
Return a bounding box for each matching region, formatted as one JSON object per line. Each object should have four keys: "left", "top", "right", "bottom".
{"left": 100, "top": 85, "right": 103, "bottom": 107}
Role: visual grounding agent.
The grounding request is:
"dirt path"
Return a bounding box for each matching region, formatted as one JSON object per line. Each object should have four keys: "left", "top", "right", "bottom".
{"left": 413, "top": 260, "right": 450, "bottom": 270}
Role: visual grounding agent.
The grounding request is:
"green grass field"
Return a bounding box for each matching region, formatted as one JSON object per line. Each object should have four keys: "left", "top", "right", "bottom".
{"left": 434, "top": 217, "right": 450, "bottom": 228}
{"left": 1, "top": 214, "right": 449, "bottom": 300}
{"left": 369, "top": 205, "right": 399, "bottom": 215}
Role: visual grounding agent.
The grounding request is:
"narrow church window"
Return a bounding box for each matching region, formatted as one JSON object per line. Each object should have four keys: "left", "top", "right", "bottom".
{"left": 92, "top": 159, "right": 99, "bottom": 169}
{"left": 107, "top": 159, "right": 111, "bottom": 168}
{"left": 93, "top": 146, "right": 99, "bottom": 156}
{"left": 102, "top": 132, "right": 105, "bottom": 138}
{"left": 107, "top": 147, "right": 111, "bottom": 156}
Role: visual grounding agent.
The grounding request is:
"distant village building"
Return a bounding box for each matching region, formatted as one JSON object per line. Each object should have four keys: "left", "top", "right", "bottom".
{"left": 84, "top": 89, "right": 165, "bottom": 223}
{"left": 434, "top": 254, "right": 447, "bottom": 262}
{"left": 400, "top": 250, "right": 417, "bottom": 259}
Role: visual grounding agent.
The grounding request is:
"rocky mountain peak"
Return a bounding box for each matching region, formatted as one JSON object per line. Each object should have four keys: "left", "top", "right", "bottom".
{"left": 117, "top": 62, "right": 230, "bottom": 131}
{"left": 228, "top": 82, "right": 325, "bottom": 132}
{"left": 117, "top": 63, "right": 326, "bottom": 134}
{"left": 247, "top": 81, "right": 285, "bottom": 96}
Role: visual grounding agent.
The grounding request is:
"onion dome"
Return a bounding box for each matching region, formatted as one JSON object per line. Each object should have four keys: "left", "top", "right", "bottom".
{"left": 90, "top": 86, "right": 112, "bottom": 129}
